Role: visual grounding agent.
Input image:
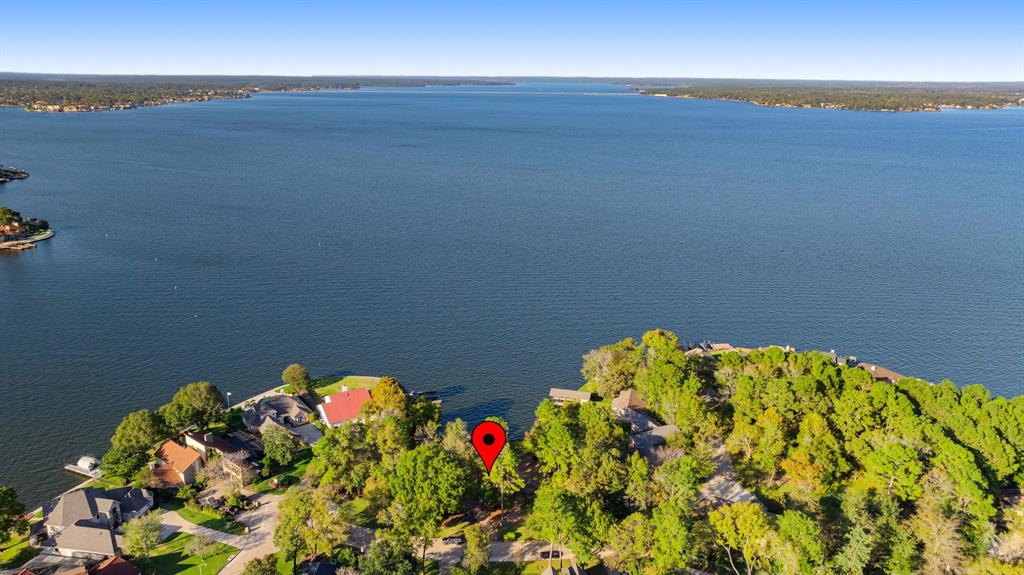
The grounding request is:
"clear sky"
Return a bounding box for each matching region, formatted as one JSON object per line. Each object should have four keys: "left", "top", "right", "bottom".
{"left": 2, "top": 0, "right": 1022, "bottom": 81}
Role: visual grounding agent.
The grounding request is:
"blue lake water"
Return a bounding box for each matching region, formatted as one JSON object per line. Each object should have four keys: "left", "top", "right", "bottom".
{"left": 1, "top": 83, "right": 1022, "bottom": 505}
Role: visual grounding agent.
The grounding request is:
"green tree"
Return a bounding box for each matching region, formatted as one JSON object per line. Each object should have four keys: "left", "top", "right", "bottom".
{"left": 160, "top": 381, "right": 225, "bottom": 432}
{"left": 311, "top": 422, "right": 373, "bottom": 494}
{"left": 103, "top": 409, "right": 168, "bottom": 480}
{"left": 483, "top": 417, "right": 525, "bottom": 521}
{"left": 187, "top": 535, "right": 214, "bottom": 561}
{"left": 0, "top": 485, "right": 27, "bottom": 546}
{"left": 275, "top": 489, "right": 311, "bottom": 569}
{"left": 123, "top": 513, "right": 162, "bottom": 559}
{"left": 461, "top": 524, "right": 491, "bottom": 575}
{"left": 776, "top": 510, "right": 825, "bottom": 574}
{"left": 101, "top": 445, "right": 150, "bottom": 480}
{"left": 368, "top": 377, "right": 408, "bottom": 416}
{"left": 650, "top": 499, "right": 693, "bottom": 574}
{"left": 241, "top": 555, "right": 277, "bottom": 575}
{"left": 863, "top": 442, "right": 923, "bottom": 501}
{"left": 282, "top": 364, "right": 310, "bottom": 392}
{"left": 361, "top": 538, "right": 418, "bottom": 575}
{"left": 606, "top": 513, "right": 654, "bottom": 575}
{"left": 110, "top": 409, "right": 167, "bottom": 452}
{"left": 388, "top": 444, "right": 468, "bottom": 566}
{"left": 780, "top": 412, "right": 848, "bottom": 501}
{"left": 523, "top": 484, "right": 574, "bottom": 547}
{"left": 262, "top": 425, "right": 298, "bottom": 466}
{"left": 708, "top": 502, "right": 777, "bottom": 575}
{"left": 441, "top": 419, "right": 475, "bottom": 464}
{"left": 624, "top": 452, "right": 656, "bottom": 511}
{"left": 581, "top": 338, "right": 641, "bottom": 398}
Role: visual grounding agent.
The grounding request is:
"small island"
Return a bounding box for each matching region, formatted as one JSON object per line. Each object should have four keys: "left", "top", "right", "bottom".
{"left": 0, "top": 205, "right": 51, "bottom": 251}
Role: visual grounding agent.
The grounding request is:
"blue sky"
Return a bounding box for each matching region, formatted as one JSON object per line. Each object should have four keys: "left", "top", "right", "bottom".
{"left": 2, "top": 1, "right": 1021, "bottom": 81}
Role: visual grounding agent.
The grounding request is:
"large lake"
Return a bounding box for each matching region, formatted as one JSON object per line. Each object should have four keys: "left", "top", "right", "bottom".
{"left": 1, "top": 83, "right": 1022, "bottom": 505}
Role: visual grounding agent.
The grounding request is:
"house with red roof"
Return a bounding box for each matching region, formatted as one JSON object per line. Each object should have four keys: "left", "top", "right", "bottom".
{"left": 153, "top": 440, "right": 203, "bottom": 487}
{"left": 316, "top": 388, "right": 372, "bottom": 428}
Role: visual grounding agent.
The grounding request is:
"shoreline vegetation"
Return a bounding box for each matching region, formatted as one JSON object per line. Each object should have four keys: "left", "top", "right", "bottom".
{"left": 635, "top": 79, "right": 1024, "bottom": 112}
{"left": 3, "top": 330, "right": 1023, "bottom": 575}
{"left": 2, "top": 74, "right": 1022, "bottom": 113}
{"left": 0, "top": 169, "right": 53, "bottom": 252}
{"left": 0, "top": 74, "right": 513, "bottom": 112}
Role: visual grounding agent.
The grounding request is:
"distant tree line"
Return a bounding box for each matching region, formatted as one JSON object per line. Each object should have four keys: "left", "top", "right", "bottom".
{"left": 641, "top": 84, "right": 1024, "bottom": 111}
{"left": 0, "top": 76, "right": 511, "bottom": 111}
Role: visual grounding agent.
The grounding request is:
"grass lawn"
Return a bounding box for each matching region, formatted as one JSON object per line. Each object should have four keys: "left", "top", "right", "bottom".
{"left": 254, "top": 448, "right": 314, "bottom": 494}
{"left": 481, "top": 560, "right": 608, "bottom": 575}
{"left": 176, "top": 505, "right": 246, "bottom": 536}
{"left": 496, "top": 522, "right": 527, "bottom": 541}
{"left": 142, "top": 532, "right": 236, "bottom": 575}
{"left": 312, "top": 375, "right": 381, "bottom": 399}
{"left": 339, "top": 497, "right": 380, "bottom": 528}
{"left": 0, "top": 537, "right": 41, "bottom": 570}
{"left": 274, "top": 551, "right": 295, "bottom": 575}
{"left": 91, "top": 474, "right": 129, "bottom": 490}
{"left": 482, "top": 561, "right": 566, "bottom": 575}
{"left": 437, "top": 518, "right": 471, "bottom": 539}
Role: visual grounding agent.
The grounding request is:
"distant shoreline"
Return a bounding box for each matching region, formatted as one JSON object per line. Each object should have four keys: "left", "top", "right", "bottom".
{"left": 638, "top": 87, "right": 1024, "bottom": 113}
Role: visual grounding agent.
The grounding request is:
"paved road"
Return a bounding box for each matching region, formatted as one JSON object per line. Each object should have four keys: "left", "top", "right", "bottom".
{"left": 158, "top": 493, "right": 283, "bottom": 575}
{"left": 697, "top": 439, "right": 759, "bottom": 508}
{"left": 424, "top": 539, "right": 574, "bottom": 574}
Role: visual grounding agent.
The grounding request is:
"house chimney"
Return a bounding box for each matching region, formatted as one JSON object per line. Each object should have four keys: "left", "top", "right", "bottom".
{"left": 324, "top": 396, "right": 331, "bottom": 404}
{"left": 341, "top": 385, "right": 349, "bottom": 393}
{"left": 871, "top": 366, "right": 877, "bottom": 372}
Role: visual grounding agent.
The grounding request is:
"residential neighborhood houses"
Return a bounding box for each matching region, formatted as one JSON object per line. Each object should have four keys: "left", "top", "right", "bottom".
{"left": 1, "top": 348, "right": 954, "bottom": 575}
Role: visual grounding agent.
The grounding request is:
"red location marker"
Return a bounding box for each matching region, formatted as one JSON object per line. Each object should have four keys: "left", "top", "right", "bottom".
{"left": 471, "top": 420, "right": 507, "bottom": 473}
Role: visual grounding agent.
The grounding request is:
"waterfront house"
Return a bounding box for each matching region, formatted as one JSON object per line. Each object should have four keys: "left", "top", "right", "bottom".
{"left": 856, "top": 362, "right": 907, "bottom": 383}
{"left": 0, "top": 220, "right": 26, "bottom": 241}
{"left": 42, "top": 487, "right": 153, "bottom": 559}
{"left": 184, "top": 431, "right": 241, "bottom": 461}
{"left": 184, "top": 431, "right": 254, "bottom": 479}
{"left": 153, "top": 441, "right": 203, "bottom": 487}
{"left": 317, "top": 388, "right": 372, "bottom": 428}
{"left": 548, "top": 388, "right": 592, "bottom": 406}
{"left": 242, "top": 394, "right": 313, "bottom": 432}
{"left": 611, "top": 389, "right": 644, "bottom": 413}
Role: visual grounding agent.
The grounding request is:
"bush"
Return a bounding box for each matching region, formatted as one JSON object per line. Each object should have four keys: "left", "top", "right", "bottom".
{"left": 177, "top": 484, "right": 199, "bottom": 501}
{"left": 225, "top": 491, "right": 244, "bottom": 508}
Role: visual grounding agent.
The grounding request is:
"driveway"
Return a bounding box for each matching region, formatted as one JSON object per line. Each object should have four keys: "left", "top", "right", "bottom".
{"left": 159, "top": 493, "right": 283, "bottom": 575}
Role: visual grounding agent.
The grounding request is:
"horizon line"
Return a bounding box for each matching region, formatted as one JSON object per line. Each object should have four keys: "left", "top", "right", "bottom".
{"left": 2, "top": 70, "right": 1022, "bottom": 85}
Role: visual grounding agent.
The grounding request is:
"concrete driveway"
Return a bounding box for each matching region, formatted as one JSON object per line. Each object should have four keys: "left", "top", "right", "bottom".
{"left": 158, "top": 493, "right": 283, "bottom": 575}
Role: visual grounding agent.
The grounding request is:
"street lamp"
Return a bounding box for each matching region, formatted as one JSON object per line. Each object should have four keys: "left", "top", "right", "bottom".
{"left": 225, "top": 391, "right": 232, "bottom": 408}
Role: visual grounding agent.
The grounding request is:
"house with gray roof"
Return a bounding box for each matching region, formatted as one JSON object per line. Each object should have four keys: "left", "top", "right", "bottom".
{"left": 42, "top": 487, "right": 152, "bottom": 559}
{"left": 548, "top": 388, "right": 592, "bottom": 406}
{"left": 242, "top": 394, "right": 313, "bottom": 431}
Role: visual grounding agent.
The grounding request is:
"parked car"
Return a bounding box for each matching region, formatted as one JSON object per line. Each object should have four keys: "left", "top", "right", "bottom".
{"left": 442, "top": 535, "right": 466, "bottom": 545}
{"left": 540, "top": 550, "right": 562, "bottom": 559}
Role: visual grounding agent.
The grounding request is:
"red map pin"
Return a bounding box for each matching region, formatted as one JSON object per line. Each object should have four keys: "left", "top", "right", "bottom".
{"left": 471, "top": 420, "right": 507, "bottom": 473}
